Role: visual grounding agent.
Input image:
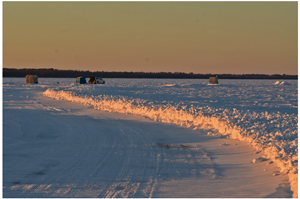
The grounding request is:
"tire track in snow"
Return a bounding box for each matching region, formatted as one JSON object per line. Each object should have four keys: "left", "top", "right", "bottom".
{"left": 99, "top": 128, "right": 136, "bottom": 198}
{"left": 98, "top": 127, "right": 164, "bottom": 198}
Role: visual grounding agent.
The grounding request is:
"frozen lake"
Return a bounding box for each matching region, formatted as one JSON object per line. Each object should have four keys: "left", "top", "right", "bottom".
{"left": 3, "top": 77, "right": 298, "bottom": 197}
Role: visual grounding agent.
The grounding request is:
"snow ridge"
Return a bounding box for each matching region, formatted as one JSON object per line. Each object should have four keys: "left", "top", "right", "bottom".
{"left": 43, "top": 88, "right": 298, "bottom": 197}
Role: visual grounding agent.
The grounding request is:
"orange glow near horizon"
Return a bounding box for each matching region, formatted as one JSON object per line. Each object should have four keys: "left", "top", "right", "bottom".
{"left": 3, "top": 2, "right": 298, "bottom": 75}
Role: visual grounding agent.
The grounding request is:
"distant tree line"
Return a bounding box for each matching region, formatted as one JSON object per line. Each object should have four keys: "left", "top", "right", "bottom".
{"left": 3, "top": 68, "right": 298, "bottom": 79}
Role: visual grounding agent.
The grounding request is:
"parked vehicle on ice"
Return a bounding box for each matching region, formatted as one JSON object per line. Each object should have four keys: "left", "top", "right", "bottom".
{"left": 88, "top": 77, "right": 105, "bottom": 84}
{"left": 76, "top": 76, "right": 87, "bottom": 84}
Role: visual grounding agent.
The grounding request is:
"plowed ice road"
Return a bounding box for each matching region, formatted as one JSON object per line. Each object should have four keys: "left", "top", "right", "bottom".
{"left": 3, "top": 84, "right": 292, "bottom": 197}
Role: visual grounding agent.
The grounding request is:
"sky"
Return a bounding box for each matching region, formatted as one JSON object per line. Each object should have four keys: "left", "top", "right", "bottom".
{"left": 3, "top": 1, "right": 298, "bottom": 75}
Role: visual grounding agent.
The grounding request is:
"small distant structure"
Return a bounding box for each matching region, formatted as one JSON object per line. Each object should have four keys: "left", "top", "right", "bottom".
{"left": 209, "top": 76, "right": 218, "bottom": 84}
{"left": 25, "top": 75, "right": 38, "bottom": 84}
{"left": 76, "top": 76, "right": 86, "bottom": 84}
{"left": 88, "top": 77, "right": 105, "bottom": 84}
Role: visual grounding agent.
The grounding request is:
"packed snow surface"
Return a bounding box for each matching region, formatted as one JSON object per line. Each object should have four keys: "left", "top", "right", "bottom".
{"left": 3, "top": 78, "right": 298, "bottom": 197}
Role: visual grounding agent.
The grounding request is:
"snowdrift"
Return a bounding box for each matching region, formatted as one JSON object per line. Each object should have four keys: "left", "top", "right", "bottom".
{"left": 274, "top": 81, "right": 292, "bottom": 86}
{"left": 43, "top": 88, "right": 298, "bottom": 197}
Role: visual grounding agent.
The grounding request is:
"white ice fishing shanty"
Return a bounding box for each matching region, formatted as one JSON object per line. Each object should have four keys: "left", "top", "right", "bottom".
{"left": 209, "top": 76, "right": 218, "bottom": 84}
{"left": 25, "top": 75, "right": 38, "bottom": 84}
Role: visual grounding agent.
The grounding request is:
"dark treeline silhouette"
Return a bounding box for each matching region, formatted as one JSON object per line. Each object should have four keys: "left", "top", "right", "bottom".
{"left": 3, "top": 68, "right": 298, "bottom": 79}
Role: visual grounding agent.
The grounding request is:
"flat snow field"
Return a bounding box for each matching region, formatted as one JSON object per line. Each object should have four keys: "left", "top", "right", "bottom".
{"left": 3, "top": 78, "right": 297, "bottom": 198}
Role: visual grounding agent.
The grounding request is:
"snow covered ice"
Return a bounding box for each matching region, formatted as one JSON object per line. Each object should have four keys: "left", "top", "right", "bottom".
{"left": 3, "top": 78, "right": 297, "bottom": 197}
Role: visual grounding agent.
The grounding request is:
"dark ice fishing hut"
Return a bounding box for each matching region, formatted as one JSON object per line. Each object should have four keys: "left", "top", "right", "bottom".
{"left": 76, "top": 76, "right": 87, "bottom": 84}
{"left": 26, "top": 75, "right": 38, "bottom": 84}
{"left": 209, "top": 76, "right": 218, "bottom": 84}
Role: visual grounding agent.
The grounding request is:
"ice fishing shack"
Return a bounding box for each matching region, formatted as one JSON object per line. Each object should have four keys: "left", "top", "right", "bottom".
{"left": 76, "top": 76, "right": 86, "bottom": 84}
{"left": 25, "top": 75, "right": 38, "bottom": 84}
{"left": 209, "top": 76, "right": 218, "bottom": 84}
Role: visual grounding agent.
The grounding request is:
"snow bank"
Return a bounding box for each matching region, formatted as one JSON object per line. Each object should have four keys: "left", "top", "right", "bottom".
{"left": 43, "top": 88, "right": 298, "bottom": 197}
{"left": 275, "top": 81, "right": 292, "bottom": 86}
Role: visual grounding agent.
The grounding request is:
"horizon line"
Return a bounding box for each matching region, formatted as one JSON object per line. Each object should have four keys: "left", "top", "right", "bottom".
{"left": 3, "top": 68, "right": 298, "bottom": 76}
